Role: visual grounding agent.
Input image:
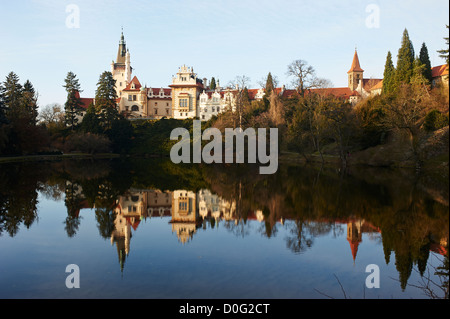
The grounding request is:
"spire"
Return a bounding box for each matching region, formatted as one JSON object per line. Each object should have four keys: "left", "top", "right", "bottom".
{"left": 116, "top": 30, "right": 127, "bottom": 64}
{"left": 348, "top": 50, "right": 364, "bottom": 73}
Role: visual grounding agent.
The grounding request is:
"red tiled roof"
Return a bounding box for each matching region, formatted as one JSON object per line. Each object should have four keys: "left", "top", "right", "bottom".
{"left": 80, "top": 98, "right": 94, "bottom": 109}
{"left": 123, "top": 76, "right": 142, "bottom": 91}
{"left": 74, "top": 91, "right": 94, "bottom": 109}
{"left": 362, "top": 78, "right": 383, "bottom": 91}
{"left": 305, "top": 87, "right": 357, "bottom": 99}
{"left": 348, "top": 50, "right": 364, "bottom": 73}
{"left": 370, "top": 80, "right": 383, "bottom": 91}
{"left": 432, "top": 64, "right": 449, "bottom": 78}
{"left": 147, "top": 87, "right": 172, "bottom": 98}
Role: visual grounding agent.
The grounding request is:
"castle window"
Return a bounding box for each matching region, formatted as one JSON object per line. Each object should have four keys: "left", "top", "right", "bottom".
{"left": 166, "top": 109, "right": 170, "bottom": 115}
{"left": 131, "top": 105, "right": 139, "bottom": 112}
{"left": 133, "top": 95, "right": 137, "bottom": 101}
{"left": 154, "top": 109, "right": 158, "bottom": 115}
{"left": 217, "top": 106, "right": 220, "bottom": 112}
{"left": 128, "top": 95, "right": 132, "bottom": 101}
{"left": 179, "top": 98, "right": 188, "bottom": 108}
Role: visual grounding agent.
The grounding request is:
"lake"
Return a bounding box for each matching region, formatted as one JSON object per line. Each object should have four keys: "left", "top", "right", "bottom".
{"left": 0, "top": 158, "right": 448, "bottom": 299}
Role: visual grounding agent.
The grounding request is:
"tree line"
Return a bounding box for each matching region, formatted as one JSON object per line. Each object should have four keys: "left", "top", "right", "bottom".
{"left": 210, "top": 26, "right": 449, "bottom": 170}
{"left": 0, "top": 70, "right": 133, "bottom": 156}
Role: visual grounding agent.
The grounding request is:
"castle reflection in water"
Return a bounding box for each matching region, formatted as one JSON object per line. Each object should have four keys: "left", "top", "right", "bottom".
{"left": 66, "top": 183, "right": 448, "bottom": 273}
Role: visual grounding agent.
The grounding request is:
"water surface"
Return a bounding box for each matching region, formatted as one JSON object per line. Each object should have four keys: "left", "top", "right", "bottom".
{"left": 0, "top": 159, "right": 448, "bottom": 299}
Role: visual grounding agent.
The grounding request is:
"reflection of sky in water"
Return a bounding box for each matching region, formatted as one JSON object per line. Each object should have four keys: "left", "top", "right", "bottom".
{"left": 0, "top": 192, "right": 445, "bottom": 299}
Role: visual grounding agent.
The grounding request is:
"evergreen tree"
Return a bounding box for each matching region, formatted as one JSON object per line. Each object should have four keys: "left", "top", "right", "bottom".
{"left": 210, "top": 77, "right": 216, "bottom": 90}
{"left": 265, "top": 72, "right": 274, "bottom": 96}
{"left": 411, "top": 57, "right": 428, "bottom": 87}
{"left": 95, "top": 71, "right": 119, "bottom": 131}
{"left": 395, "top": 29, "right": 415, "bottom": 86}
{"left": 22, "top": 80, "right": 38, "bottom": 125}
{"left": 79, "top": 104, "right": 102, "bottom": 134}
{"left": 382, "top": 51, "right": 396, "bottom": 94}
{"left": 437, "top": 25, "right": 449, "bottom": 65}
{"left": 0, "top": 82, "right": 7, "bottom": 125}
{"left": 63, "top": 72, "right": 83, "bottom": 131}
{"left": 2, "top": 72, "right": 23, "bottom": 121}
{"left": 419, "top": 43, "right": 432, "bottom": 84}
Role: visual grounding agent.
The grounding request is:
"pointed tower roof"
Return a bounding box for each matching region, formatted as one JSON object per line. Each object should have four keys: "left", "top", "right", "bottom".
{"left": 116, "top": 31, "right": 127, "bottom": 64}
{"left": 348, "top": 238, "right": 360, "bottom": 263}
{"left": 348, "top": 50, "right": 364, "bottom": 73}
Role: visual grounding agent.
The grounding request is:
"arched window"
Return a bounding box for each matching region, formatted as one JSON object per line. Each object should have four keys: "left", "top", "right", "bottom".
{"left": 131, "top": 105, "right": 139, "bottom": 112}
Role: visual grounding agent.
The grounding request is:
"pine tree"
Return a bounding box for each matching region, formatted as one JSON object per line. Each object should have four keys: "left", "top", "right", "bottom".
{"left": 382, "top": 51, "right": 396, "bottom": 94}
{"left": 2, "top": 72, "right": 23, "bottom": 121}
{"left": 80, "top": 103, "right": 102, "bottom": 134}
{"left": 395, "top": 29, "right": 415, "bottom": 86}
{"left": 95, "top": 71, "right": 119, "bottom": 131}
{"left": 22, "top": 80, "right": 38, "bottom": 125}
{"left": 411, "top": 57, "right": 428, "bottom": 88}
{"left": 210, "top": 77, "right": 216, "bottom": 90}
{"left": 419, "top": 43, "right": 432, "bottom": 84}
{"left": 63, "top": 72, "right": 83, "bottom": 131}
{"left": 0, "top": 81, "right": 7, "bottom": 125}
{"left": 437, "top": 25, "right": 449, "bottom": 65}
{"left": 265, "top": 72, "right": 274, "bottom": 96}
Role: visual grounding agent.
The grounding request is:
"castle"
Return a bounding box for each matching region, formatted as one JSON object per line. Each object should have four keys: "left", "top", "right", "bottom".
{"left": 78, "top": 32, "right": 448, "bottom": 121}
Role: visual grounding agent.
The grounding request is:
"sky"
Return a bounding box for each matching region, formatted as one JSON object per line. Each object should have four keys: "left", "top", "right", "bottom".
{"left": 0, "top": 0, "right": 448, "bottom": 109}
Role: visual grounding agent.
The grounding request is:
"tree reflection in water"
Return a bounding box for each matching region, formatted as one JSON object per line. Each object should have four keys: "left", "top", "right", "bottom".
{"left": 0, "top": 158, "right": 448, "bottom": 297}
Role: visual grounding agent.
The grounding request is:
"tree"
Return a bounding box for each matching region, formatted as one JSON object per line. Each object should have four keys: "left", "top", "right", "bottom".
{"left": 437, "top": 25, "right": 449, "bottom": 65}
{"left": 80, "top": 104, "right": 102, "bottom": 134}
{"left": 95, "top": 71, "right": 119, "bottom": 131}
{"left": 210, "top": 77, "right": 216, "bottom": 90}
{"left": 383, "top": 83, "right": 429, "bottom": 168}
{"left": 38, "top": 103, "right": 64, "bottom": 126}
{"left": 395, "top": 29, "right": 415, "bottom": 85}
{"left": 411, "top": 57, "right": 429, "bottom": 88}
{"left": 382, "top": 51, "right": 396, "bottom": 94}
{"left": 22, "top": 80, "right": 39, "bottom": 125}
{"left": 321, "top": 97, "right": 357, "bottom": 169}
{"left": 2, "top": 72, "right": 23, "bottom": 121}
{"left": 0, "top": 73, "right": 48, "bottom": 155}
{"left": 63, "top": 72, "right": 83, "bottom": 131}
{"left": 419, "top": 43, "right": 433, "bottom": 84}
{"left": 286, "top": 60, "right": 328, "bottom": 96}
{"left": 265, "top": 72, "right": 275, "bottom": 96}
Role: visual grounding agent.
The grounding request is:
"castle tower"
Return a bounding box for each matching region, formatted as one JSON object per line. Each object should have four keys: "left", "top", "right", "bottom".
{"left": 348, "top": 50, "right": 364, "bottom": 91}
{"left": 170, "top": 65, "right": 203, "bottom": 119}
{"left": 347, "top": 219, "right": 363, "bottom": 263}
{"left": 111, "top": 31, "right": 132, "bottom": 98}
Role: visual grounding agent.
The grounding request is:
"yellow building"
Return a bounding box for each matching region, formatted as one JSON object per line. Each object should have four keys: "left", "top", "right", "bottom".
{"left": 170, "top": 65, "right": 205, "bottom": 120}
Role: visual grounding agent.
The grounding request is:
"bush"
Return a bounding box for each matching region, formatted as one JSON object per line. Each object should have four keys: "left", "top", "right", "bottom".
{"left": 424, "top": 110, "right": 449, "bottom": 132}
{"left": 64, "top": 133, "right": 111, "bottom": 154}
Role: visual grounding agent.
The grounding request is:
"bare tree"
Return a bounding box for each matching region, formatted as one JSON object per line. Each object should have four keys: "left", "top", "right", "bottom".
{"left": 228, "top": 75, "right": 251, "bottom": 90}
{"left": 287, "top": 60, "right": 331, "bottom": 96}
{"left": 38, "top": 103, "right": 65, "bottom": 126}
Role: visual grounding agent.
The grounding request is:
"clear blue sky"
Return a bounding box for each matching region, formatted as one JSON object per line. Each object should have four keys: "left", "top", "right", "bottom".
{"left": 0, "top": 0, "right": 448, "bottom": 109}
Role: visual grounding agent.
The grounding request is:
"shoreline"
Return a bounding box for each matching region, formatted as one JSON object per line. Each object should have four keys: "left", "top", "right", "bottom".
{"left": 0, "top": 153, "right": 122, "bottom": 164}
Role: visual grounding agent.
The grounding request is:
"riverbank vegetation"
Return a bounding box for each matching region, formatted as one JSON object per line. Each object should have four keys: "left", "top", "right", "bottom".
{"left": 1, "top": 28, "right": 448, "bottom": 171}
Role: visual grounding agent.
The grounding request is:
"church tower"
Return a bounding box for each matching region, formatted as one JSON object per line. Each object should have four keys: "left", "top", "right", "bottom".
{"left": 348, "top": 50, "right": 364, "bottom": 91}
{"left": 111, "top": 31, "right": 132, "bottom": 98}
